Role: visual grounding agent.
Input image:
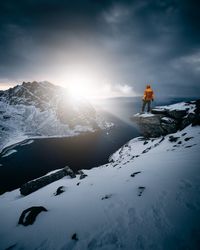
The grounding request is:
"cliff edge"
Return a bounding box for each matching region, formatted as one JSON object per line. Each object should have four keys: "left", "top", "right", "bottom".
{"left": 132, "top": 100, "right": 200, "bottom": 137}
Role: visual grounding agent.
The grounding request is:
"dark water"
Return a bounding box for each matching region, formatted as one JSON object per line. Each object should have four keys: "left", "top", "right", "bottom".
{"left": 0, "top": 97, "right": 191, "bottom": 194}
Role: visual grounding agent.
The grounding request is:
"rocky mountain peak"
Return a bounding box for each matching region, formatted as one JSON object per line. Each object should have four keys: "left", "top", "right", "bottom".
{"left": 0, "top": 81, "right": 62, "bottom": 107}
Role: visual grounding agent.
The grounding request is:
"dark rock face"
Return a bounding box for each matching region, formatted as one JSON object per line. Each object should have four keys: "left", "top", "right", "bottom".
{"left": 169, "top": 136, "right": 180, "bottom": 142}
{"left": 78, "top": 170, "right": 88, "bottom": 180}
{"left": 167, "top": 109, "right": 187, "bottom": 119}
{"left": 71, "top": 233, "right": 78, "bottom": 241}
{"left": 20, "top": 166, "right": 75, "bottom": 196}
{"left": 132, "top": 100, "right": 200, "bottom": 138}
{"left": 18, "top": 206, "right": 47, "bottom": 226}
{"left": 54, "top": 186, "right": 66, "bottom": 196}
{"left": 132, "top": 114, "right": 177, "bottom": 137}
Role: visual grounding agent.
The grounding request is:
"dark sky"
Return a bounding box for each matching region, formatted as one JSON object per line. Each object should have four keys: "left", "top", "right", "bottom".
{"left": 0, "top": 0, "right": 199, "bottom": 98}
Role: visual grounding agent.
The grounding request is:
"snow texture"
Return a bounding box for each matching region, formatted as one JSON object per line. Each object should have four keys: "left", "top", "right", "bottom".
{"left": 134, "top": 112, "right": 155, "bottom": 118}
{"left": 0, "top": 102, "right": 200, "bottom": 250}
{"left": 155, "top": 102, "right": 196, "bottom": 113}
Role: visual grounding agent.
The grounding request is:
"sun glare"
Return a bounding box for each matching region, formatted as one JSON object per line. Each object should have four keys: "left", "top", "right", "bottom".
{"left": 64, "top": 67, "right": 101, "bottom": 100}
{"left": 57, "top": 64, "right": 136, "bottom": 100}
{"left": 68, "top": 82, "right": 94, "bottom": 99}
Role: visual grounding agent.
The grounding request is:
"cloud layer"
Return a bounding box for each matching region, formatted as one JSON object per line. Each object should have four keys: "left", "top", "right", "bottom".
{"left": 0, "top": 0, "right": 199, "bottom": 98}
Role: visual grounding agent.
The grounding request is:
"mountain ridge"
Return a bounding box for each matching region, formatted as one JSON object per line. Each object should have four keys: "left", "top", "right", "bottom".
{"left": 0, "top": 81, "right": 110, "bottom": 153}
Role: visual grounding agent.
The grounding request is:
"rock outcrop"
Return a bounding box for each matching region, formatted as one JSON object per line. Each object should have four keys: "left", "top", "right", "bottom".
{"left": 132, "top": 100, "right": 200, "bottom": 138}
{"left": 20, "top": 166, "right": 75, "bottom": 196}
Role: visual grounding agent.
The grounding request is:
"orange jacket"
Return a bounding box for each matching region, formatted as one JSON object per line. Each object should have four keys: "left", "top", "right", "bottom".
{"left": 143, "top": 87, "right": 154, "bottom": 101}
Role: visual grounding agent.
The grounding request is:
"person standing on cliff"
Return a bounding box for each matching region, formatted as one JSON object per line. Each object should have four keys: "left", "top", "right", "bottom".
{"left": 142, "top": 84, "right": 154, "bottom": 113}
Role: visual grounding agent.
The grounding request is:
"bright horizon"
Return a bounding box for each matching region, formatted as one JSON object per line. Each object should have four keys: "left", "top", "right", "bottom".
{"left": 0, "top": 79, "right": 138, "bottom": 100}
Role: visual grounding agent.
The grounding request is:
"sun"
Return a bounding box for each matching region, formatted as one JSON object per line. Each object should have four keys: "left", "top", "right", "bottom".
{"left": 68, "top": 82, "right": 94, "bottom": 99}
{"left": 64, "top": 67, "right": 100, "bottom": 100}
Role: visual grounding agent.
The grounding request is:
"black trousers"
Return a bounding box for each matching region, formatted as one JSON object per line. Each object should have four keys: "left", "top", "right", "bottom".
{"left": 142, "top": 100, "right": 151, "bottom": 112}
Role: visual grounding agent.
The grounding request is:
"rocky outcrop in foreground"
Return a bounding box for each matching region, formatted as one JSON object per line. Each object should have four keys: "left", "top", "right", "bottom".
{"left": 20, "top": 166, "right": 76, "bottom": 196}
{"left": 132, "top": 100, "right": 200, "bottom": 137}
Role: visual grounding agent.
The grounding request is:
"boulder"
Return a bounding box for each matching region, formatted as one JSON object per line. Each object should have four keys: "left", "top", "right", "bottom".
{"left": 71, "top": 233, "right": 78, "bottom": 241}
{"left": 20, "top": 166, "right": 75, "bottom": 196}
{"left": 132, "top": 113, "right": 177, "bottom": 137}
{"left": 168, "top": 136, "right": 180, "bottom": 142}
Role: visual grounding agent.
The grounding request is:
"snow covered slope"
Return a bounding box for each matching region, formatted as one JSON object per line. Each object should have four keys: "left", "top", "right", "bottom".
{"left": 0, "top": 81, "right": 110, "bottom": 153}
{"left": 0, "top": 102, "right": 200, "bottom": 250}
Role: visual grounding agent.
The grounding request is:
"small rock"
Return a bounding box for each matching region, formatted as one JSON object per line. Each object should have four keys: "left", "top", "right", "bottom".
{"left": 184, "top": 137, "right": 193, "bottom": 141}
{"left": 185, "top": 145, "right": 196, "bottom": 148}
{"left": 54, "top": 186, "right": 65, "bottom": 196}
{"left": 130, "top": 171, "right": 141, "bottom": 177}
{"left": 142, "top": 147, "right": 151, "bottom": 154}
{"left": 3, "top": 115, "right": 11, "bottom": 119}
{"left": 138, "top": 187, "right": 146, "bottom": 197}
{"left": 71, "top": 233, "right": 78, "bottom": 241}
{"left": 169, "top": 136, "right": 180, "bottom": 142}
{"left": 78, "top": 170, "right": 88, "bottom": 180}
{"left": 101, "top": 194, "right": 112, "bottom": 200}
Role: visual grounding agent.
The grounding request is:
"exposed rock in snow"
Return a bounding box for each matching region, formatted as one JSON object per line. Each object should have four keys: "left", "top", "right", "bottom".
{"left": 20, "top": 166, "right": 75, "bottom": 196}
{"left": 54, "top": 186, "right": 66, "bottom": 196}
{"left": 132, "top": 100, "right": 200, "bottom": 137}
{"left": 18, "top": 206, "right": 48, "bottom": 226}
{"left": 0, "top": 81, "right": 112, "bottom": 153}
{"left": 78, "top": 170, "right": 88, "bottom": 180}
{"left": 71, "top": 233, "right": 79, "bottom": 241}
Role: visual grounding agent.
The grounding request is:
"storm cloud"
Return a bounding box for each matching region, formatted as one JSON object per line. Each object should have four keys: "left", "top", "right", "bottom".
{"left": 0, "top": 0, "right": 199, "bottom": 97}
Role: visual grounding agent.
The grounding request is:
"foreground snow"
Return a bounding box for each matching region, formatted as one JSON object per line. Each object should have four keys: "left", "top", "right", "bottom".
{"left": 0, "top": 123, "right": 199, "bottom": 250}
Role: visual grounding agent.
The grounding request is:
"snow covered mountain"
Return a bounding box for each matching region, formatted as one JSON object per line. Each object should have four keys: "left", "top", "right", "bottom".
{"left": 0, "top": 101, "right": 200, "bottom": 250}
{"left": 0, "top": 81, "right": 110, "bottom": 153}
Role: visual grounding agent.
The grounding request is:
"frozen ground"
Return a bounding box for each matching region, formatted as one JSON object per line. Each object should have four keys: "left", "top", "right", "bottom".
{"left": 0, "top": 120, "right": 199, "bottom": 249}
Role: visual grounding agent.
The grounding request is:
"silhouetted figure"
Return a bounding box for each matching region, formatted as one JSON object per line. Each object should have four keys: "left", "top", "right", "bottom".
{"left": 142, "top": 85, "right": 154, "bottom": 112}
